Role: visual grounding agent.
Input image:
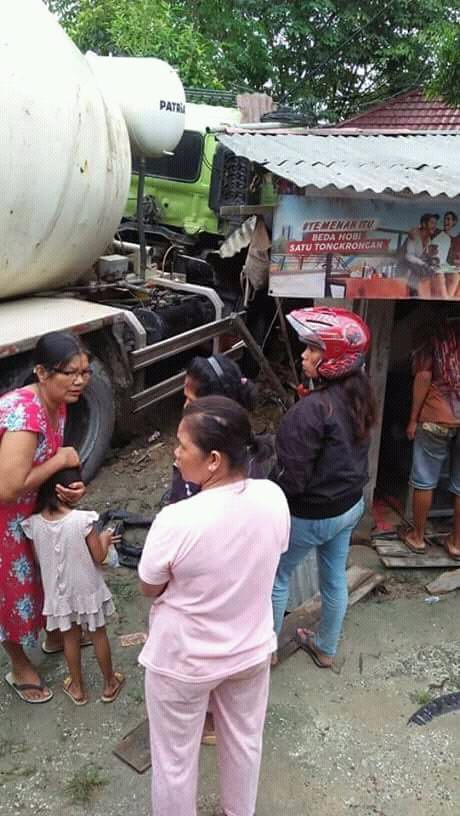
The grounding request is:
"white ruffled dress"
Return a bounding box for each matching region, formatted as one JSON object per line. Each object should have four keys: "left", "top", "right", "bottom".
{"left": 22, "top": 509, "right": 115, "bottom": 632}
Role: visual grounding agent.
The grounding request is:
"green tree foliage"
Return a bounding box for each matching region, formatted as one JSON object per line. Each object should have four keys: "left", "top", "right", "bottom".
{"left": 178, "top": 0, "right": 460, "bottom": 120}
{"left": 44, "top": 0, "right": 223, "bottom": 88}
{"left": 424, "top": 17, "right": 460, "bottom": 106}
{"left": 45, "top": 0, "right": 460, "bottom": 118}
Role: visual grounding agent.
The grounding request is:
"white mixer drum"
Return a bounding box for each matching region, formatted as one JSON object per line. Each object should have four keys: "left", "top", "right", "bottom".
{"left": 85, "top": 53, "right": 186, "bottom": 158}
{"left": 0, "top": 1, "right": 131, "bottom": 299}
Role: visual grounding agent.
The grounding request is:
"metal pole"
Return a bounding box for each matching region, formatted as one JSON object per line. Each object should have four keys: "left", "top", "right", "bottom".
{"left": 136, "top": 156, "right": 147, "bottom": 278}
{"left": 275, "top": 297, "right": 299, "bottom": 386}
{"left": 230, "top": 313, "right": 289, "bottom": 407}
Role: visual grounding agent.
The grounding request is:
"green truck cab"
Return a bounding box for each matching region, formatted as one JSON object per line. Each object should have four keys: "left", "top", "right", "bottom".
{"left": 126, "top": 103, "right": 242, "bottom": 238}
{"left": 121, "top": 103, "right": 277, "bottom": 284}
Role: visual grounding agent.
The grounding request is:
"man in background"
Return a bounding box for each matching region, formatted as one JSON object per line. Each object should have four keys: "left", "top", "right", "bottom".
{"left": 404, "top": 317, "right": 460, "bottom": 558}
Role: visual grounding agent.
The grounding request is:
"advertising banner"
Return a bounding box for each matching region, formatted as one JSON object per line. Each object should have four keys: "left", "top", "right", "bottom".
{"left": 269, "top": 195, "right": 460, "bottom": 300}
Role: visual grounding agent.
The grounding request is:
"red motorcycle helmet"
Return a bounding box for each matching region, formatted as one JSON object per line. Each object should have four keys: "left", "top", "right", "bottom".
{"left": 286, "top": 306, "right": 371, "bottom": 380}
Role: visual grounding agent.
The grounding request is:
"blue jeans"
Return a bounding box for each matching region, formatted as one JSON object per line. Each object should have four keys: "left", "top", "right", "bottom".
{"left": 271, "top": 498, "right": 364, "bottom": 656}
{"left": 409, "top": 425, "right": 460, "bottom": 494}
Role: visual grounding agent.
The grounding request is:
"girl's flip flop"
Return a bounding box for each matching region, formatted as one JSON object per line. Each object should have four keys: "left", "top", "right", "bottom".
{"left": 101, "top": 671, "right": 125, "bottom": 703}
{"left": 62, "top": 676, "right": 89, "bottom": 706}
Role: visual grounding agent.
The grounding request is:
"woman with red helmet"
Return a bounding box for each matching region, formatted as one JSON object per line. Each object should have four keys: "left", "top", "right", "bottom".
{"left": 271, "top": 307, "right": 376, "bottom": 668}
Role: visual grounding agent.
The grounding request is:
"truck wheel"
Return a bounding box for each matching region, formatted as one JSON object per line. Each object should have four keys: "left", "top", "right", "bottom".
{"left": 64, "top": 358, "right": 115, "bottom": 483}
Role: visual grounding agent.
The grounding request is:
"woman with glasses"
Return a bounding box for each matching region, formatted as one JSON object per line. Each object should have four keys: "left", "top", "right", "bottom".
{"left": 0, "top": 331, "right": 90, "bottom": 703}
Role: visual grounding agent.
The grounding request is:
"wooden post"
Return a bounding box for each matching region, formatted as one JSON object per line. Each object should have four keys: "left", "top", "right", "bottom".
{"left": 231, "top": 313, "right": 289, "bottom": 406}
{"left": 275, "top": 297, "right": 299, "bottom": 386}
{"left": 313, "top": 297, "right": 353, "bottom": 310}
{"left": 360, "top": 299, "right": 395, "bottom": 510}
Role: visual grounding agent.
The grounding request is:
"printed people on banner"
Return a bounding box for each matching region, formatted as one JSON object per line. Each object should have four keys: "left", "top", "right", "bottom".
{"left": 270, "top": 196, "right": 460, "bottom": 301}
{"left": 402, "top": 213, "right": 439, "bottom": 298}
{"left": 403, "top": 211, "right": 459, "bottom": 299}
{"left": 443, "top": 212, "right": 460, "bottom": 297}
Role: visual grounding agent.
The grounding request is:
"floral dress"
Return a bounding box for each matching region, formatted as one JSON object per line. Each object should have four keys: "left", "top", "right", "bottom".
{"left": 0, "top": 388, "right": 65, "bottom": 646}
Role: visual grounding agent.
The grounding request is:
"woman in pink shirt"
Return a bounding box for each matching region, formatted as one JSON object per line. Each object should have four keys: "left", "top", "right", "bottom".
{"left": 138, "top": 395, "right": 290, "bottom": 816}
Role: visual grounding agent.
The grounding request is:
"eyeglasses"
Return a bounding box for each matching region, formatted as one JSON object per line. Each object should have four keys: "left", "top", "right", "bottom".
{"left": 50, "top": 367, "right": 93, "bottom": 381}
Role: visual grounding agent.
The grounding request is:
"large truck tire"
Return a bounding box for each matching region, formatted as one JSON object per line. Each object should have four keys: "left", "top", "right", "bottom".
{"left": 64, "top": 358, "right": 115, "bottom": 483}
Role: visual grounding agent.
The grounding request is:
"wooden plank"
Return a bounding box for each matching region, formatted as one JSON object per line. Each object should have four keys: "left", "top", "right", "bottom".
{"left": 114, "top": 719, "right": 151, "bottom": 773}
{"left": 374, "top": 541, "right": 409, "bottom": 556}
{"left": 277, "top": 565, "right": 379, "bottom": 663}
{"left": 375, "top": 538, "right": 460, "bottom": 563}
{"left": 277, "top": 597, "right": 321, "bottom": 662}
{"left": 426, "top": 568, "right": 460, "bottom": 594}
{"left": 380, "top": 555, "right": 460, "bottom": 568}
{"left": 347, "top": 573, "right": 385, "bottom": 604}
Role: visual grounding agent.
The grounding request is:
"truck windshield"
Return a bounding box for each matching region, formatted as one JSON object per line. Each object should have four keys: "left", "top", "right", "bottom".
{"left": 132, "top": 131, "right": 204, "bottom": 183}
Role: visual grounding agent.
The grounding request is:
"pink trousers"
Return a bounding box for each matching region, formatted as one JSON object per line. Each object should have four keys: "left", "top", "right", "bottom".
{"left": 145, "top": 659, "right": 271, "bottom": 816}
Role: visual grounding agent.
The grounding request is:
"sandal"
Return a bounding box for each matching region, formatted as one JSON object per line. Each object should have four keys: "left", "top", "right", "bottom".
{"left": 399, "top": 527, "right": 427, "bottom": 555}
{"left": 293, "top": 629, "right": 333, "bottom": 669}
{"left": 62, "top": 675, "right": 88, "bottom": 706}
{"left": 5, "top": 671, "right": 53, "bottom": 704}
{"left": 440, "top": 536, "right": 460, "bottom": 561}
{"left": 101, "top": 671, "right": 125, "bottom": 703}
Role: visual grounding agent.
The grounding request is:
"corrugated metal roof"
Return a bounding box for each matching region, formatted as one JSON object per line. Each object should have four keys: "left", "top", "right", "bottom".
{"left": 337, "top": 88, "right": 460, "bottom": 131}
{"left": 216, "top": 131, "right": 460, "bottom": 198}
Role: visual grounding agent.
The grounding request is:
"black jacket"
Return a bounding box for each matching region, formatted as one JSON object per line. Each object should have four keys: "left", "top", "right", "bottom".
{"left": 276, "top": 383, "right": 369, "bottom": 519}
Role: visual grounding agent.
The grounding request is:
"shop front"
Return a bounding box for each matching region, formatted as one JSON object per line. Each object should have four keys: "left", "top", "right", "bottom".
{"left": 215, "top": 128, "right": 460, "bottom": 597}
{"left": 268, "top": 191, "right": 460, "bottom": 520}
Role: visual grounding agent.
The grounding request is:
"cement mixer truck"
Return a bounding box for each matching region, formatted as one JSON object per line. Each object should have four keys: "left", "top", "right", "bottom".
{"left": 1, "top": 0, "right": 278, "bottom": 480}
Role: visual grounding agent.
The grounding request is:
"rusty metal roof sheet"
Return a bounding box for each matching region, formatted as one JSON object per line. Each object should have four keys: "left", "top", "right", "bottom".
{"left": 337, "top": 88, "right": 460, "bottom": 131}
{"left": 216, "top": 130, "right": 460, "bottom": 198}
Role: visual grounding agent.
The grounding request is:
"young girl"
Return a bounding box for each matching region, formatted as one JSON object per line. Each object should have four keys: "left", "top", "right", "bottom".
{"left": 21, "top": 467, "right": 125, "bottom": 706}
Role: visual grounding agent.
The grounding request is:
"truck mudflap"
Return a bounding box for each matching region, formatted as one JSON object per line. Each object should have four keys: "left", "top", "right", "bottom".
{"left": 0, "top": 296, "right": 145, "bottom": 358}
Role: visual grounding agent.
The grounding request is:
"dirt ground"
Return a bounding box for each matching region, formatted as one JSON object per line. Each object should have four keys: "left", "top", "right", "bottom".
{"left": 1, "top": 395, "right": 460, "bottom": 816}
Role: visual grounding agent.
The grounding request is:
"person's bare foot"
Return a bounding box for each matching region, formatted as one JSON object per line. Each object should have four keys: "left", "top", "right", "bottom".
{"left": 101, "top": 671, "right": 125, "bottom": 703}
{"left": 201, "top": 711, "right": 216, "bottom": 745}
{"left": 442, "top": 535, "right": 460, "bottom": 560}
{"left": 43, "top": 631, "right": 64, "bottom": 653}
{"left": 295, "top": 628, "right": 334, "bottom": 668}
{"left": 62, "top": 675, "right": 88, "bottom": 705}
{"left": 271, "top": 651, "right": 278, "bottom": 667}
{"left": 401, "top": 528, "right": 426, "bottom": 554}
{"left": 7, "top": 667, "right": 52, "bottom": 702}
